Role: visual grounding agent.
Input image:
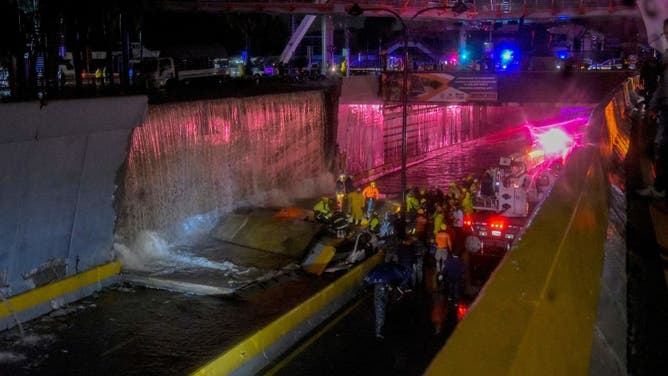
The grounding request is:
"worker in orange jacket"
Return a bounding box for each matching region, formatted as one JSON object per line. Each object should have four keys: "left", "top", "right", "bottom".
{"left": 362, "top": 181, "right": 380, "bottom": 219}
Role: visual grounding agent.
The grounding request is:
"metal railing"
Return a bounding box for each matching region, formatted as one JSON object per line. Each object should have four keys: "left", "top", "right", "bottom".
{"left": 190, "top": 0, "right": 637, "bottom": 17}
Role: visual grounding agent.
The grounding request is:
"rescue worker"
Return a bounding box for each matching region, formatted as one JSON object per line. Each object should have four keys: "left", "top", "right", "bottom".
{"left": 432, "top": 205, "right": 445, "bottom": 239}
{"left": 434, "top": 223, "right": 452, "bottom": 277}
{"left": 461, "top": 188, "right": 473, "bottom": 216}
{"left": 362, "top": 181, "right": 380, "bottom": 219}
{"left": 373, "top": 278, "right": 390, "bottom": 340}
{"left": 447, "top": 182, "right": 462, "bottom": 202}
{"left": 94, "top": 67, "right": 103, "bottom": 87}
{"left": 348, "top": 186, "right": 365, "bottom": 225}
{"left": 406, "top": 190, "right": 420, "bottom": 226}
{"left": 450, "top": 202, "right": 464, "bottom": 253}
{"left": 313, "top": 196, "right": 332, "bottom": 223}
{"left": 443, "top": 249, "right": 465, "bottom": 304}
{"left": 335, "top": 174, "right": 347, "bottom": 212}
{"left": 396, "top": 235, "right": 416, "bottom": 291}
{"left": 462, "top": 173, "right": 475, "bottom": 190}
{"left": 331, "top": 210, "right": 349, "bottom": 238}
{"left": 470, "top": 178, "right": 480, "bottom": 204}
{"left": 369, "top": 211, "right": 381, "bottom": 234}
{"left": 414, "top": 208, "right": 428, "bottom": 243}
{"left": 413, "top": 237, "right": 427, "bottom": 288}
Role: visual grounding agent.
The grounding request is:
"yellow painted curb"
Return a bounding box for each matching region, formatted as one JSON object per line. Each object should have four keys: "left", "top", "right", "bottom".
{"left": 0, "top": 261, "right": 122, "bottom": 319}
{"left": 192, "top": 252, "right": 383, "bottom": 376}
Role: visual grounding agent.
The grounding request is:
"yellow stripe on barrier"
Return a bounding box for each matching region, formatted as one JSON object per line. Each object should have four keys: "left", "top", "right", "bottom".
{"left": 426, "top": 146, "right": 608, "bottom": 375}
{"left": 191, "top": 252, "right": 383, "bottom": 376}
{"left": 0, "top": 261, "right": 122, "bottom": 319}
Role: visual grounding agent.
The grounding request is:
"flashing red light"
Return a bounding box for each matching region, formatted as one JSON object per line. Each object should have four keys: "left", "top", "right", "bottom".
{"left": 463, "top": 217, "right": 472, "bottom": 227}
{"left": 488, "top": 216, "right": 507, "bottom": 230}
{"left": 457, "top": 303, "right": 468, "bottom": 320}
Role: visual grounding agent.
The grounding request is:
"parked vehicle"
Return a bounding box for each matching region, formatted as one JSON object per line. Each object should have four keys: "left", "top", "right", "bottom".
{"left": 589, "top": 58, "right": 623, "bottom": 70}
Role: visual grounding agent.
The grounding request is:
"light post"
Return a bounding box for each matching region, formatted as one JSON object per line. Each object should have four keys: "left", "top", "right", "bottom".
{"left": 348, "top": 2, "right": 468, "bottom": 214}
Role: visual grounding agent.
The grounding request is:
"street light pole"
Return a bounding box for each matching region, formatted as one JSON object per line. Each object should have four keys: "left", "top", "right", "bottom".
{"left": 348, "top": 2, "right": 468, "bottom": 216}
{"left": 400, "top": 28, "right": 409, "bottom": 215}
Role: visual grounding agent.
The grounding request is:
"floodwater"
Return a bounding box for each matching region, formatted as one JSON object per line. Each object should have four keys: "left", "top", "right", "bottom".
{"left": 0, "top": 122, "right": 548, "bottom": 376}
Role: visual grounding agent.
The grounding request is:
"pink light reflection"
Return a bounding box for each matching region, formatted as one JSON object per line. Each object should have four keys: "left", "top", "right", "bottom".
{"left": 526, "top": 117, "right": 588, "bottom": 161}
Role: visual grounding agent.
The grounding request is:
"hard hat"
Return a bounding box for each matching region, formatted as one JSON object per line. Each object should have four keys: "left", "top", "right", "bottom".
{"left": 322, "top": 196, "right": 329, "bottom": 201}
{"left": 420, "top": 198, "right": 427, "bottom": 203}
{"left": 370, "top": 181, "right": 376, "bottom": 187}
{"left": 440, "top": 223, "right": 447, "bottom": 230}
{"left": 338, "top": 174, "right": 346, "bottom": 180}
{"left": 407, "top": 191, "right": 414, "bottom": 197}
{"left": 417, "top": 208, "right": 424, "bottom": 214}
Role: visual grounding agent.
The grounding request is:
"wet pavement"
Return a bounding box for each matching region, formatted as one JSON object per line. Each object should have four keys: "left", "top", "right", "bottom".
{"left": 268, "top": 258, "right": 497, "bottom": 376}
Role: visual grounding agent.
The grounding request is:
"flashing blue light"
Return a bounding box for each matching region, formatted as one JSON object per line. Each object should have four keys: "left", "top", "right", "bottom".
{"left": 500, "top": 49, "right": 513, "bottom": 63}
{"left": 459, "top": 50, "right": 469, "bottom": 62}
{"left": 241, "top": 50, "right": 247, "bottom": 62}
{"left": 558, "top": 53, "right": 567, "bottom": 60}
{"left": 557, "top": 15, "right": 570, "bottom": 21}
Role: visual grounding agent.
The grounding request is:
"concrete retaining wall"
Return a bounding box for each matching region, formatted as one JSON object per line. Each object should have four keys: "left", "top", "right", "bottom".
{"left": 0, "top": 97, "right": 146, "bottom": 328}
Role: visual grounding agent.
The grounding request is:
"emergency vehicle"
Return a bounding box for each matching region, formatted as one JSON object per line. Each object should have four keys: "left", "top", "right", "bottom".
{"left": 464, "top": 148, "right": 560, "bottom": 253}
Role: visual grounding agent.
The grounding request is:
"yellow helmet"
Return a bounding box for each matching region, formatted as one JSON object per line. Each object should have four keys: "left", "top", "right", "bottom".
{"left": 417, "top": 208, "right": 424, "bottom": 214}
{"left": 322, "top": 196, "right": 329, "bottom": 201}
{"left": 440, "top": 223, "right": 447, "bottom": 230}
{"left": 370, "top": 181, "right": 376, "bottom": 188}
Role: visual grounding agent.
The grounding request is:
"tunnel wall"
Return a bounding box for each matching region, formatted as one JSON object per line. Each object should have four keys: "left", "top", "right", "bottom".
{"left": 337, "top": 102, "right": 579, "bottom": 184}
{"left": 0, "top": 97, "right": 146, "bottom": 329}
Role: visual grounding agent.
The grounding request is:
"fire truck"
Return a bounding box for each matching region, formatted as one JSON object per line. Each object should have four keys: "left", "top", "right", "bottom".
{"left": 464, "top": 148, "right": 559, "bottom": 254}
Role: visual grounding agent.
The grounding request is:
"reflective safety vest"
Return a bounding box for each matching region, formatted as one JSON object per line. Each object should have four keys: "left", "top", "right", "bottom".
{"left": 313, "top": 200, "right": 331, "bottom": 215}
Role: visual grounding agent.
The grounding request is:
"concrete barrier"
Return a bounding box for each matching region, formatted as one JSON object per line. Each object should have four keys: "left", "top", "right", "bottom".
{"left": 191, "top": 252, "right": 383, "bottom": 376}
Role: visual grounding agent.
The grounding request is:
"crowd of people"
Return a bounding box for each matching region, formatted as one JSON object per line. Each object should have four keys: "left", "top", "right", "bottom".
{"left": 313, "top": 173, "right": 490, "bottom": 339}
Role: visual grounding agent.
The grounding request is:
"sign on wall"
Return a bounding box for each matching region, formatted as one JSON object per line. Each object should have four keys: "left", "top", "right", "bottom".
{"left": 381, "top": 72, "right": 498, "bottom": 103}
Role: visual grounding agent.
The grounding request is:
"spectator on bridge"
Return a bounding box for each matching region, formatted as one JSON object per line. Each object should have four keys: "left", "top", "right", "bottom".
{"left": 638, "top": 18, "right": 668, "bottom": 199}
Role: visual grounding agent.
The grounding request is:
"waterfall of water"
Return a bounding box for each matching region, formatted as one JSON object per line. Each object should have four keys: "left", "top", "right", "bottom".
{"left": 116, "top": 91, "right": 332, "bottom": 252}
{"left": 337, "top": 103, "right": 474, "bottom": 178}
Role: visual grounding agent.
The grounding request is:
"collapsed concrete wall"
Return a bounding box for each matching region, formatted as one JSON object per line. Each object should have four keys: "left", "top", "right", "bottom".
{"left": 0, "top": 96, "right": 147, "bottom": 298}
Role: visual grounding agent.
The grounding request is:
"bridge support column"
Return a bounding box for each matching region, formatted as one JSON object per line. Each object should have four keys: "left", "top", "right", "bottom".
{"left": 321, "top": 15, "right": 334, "bottom": 76}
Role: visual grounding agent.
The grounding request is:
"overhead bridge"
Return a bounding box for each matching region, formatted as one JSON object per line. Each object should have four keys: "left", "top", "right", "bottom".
{"left": 161, "top": 0, "right": 639, "bottom": 20}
